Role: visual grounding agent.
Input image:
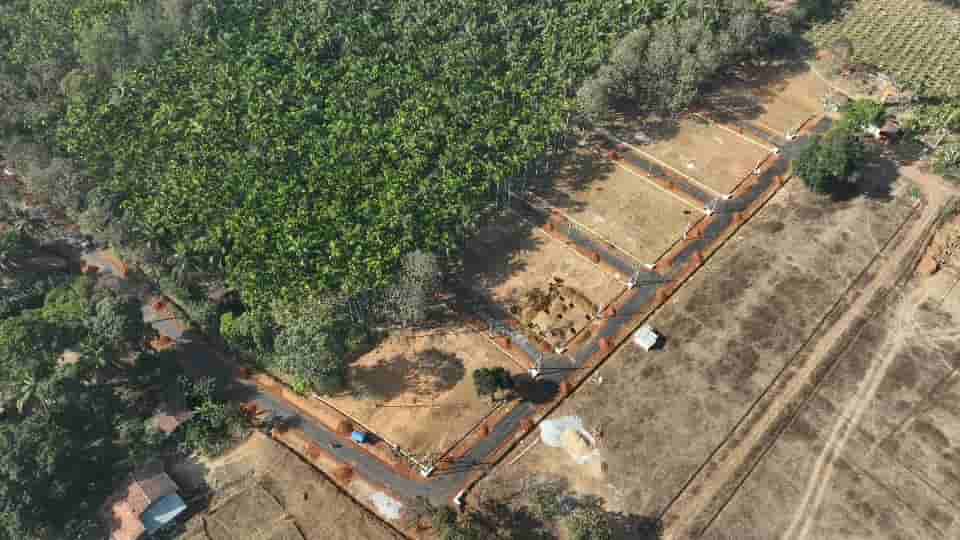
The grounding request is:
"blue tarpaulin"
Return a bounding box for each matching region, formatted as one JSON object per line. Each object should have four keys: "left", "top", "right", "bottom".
{"left": 351, "top": 431, "right": 368, "bottom": 444}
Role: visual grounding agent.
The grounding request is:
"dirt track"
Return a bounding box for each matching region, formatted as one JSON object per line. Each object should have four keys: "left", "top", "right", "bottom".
{"left": 659, "top": 166, "right": 958, "bottom": 539}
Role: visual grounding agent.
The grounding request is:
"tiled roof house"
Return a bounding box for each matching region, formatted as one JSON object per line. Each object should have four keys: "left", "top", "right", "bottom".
{"left": 102, "top": 462, "right": 186, "bottom": 540}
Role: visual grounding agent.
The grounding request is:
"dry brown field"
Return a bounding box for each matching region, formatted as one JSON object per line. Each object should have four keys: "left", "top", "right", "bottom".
{"left": 320, "top": 326, "right": 524, "bottom": 458}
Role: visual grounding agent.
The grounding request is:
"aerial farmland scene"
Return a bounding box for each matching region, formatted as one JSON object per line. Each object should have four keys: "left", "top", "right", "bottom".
{"left": 2, "top": 1, "right": 960, "bottom": 540}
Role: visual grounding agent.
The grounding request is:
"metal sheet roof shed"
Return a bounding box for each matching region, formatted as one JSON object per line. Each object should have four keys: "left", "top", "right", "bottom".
{"left": 142, "top": 493, "right": 187, "bottom": 533}
{"left": 632, "top": 324, "right": 660, "bottom": 351}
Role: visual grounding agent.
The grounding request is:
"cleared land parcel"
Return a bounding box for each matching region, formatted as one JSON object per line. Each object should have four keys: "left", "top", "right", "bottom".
{"left": 176, "top": 432, "right": 401, "bottom": 540}
{"left": 463, "top": 213, "right": 626, "bottom": 349}
{"left": 608, "top": 115, "right": 774, "bottom": 194}
{"left": 528, "top": 152, "right": 700, "bottom": 265}
{"left": 704, "top": 213, "right": 960, "bottom": 540}
{"left": 321, "top": 328, "right": 524, "bottom": 459}
{"left": 703, "top": 66, "right": 831, "bottom": 139}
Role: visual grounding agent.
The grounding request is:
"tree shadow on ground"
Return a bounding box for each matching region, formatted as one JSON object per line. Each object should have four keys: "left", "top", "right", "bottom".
{"left": 697, "top": 47, "right": 816, "bottom": 127}
{"left": 828, "top": 152, "right": 901, "bottom": 203}
{"left": 458, "top": 214, "right": 540, "bottom": 298}
{"left": 525, "top": 145, "right": 616, "bottom": 215}
{"left": 512, "top": 373, "right": 559, "bottom": 405}
{"left": 350, "top": 348, "right": 465, "bottom": 402}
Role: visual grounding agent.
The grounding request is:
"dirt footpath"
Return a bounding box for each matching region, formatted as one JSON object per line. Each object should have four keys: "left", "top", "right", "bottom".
{"left": 660, "top": 166, "right": 959, "bottom": 539}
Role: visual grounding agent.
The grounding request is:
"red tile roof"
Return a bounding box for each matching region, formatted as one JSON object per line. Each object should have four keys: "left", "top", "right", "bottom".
{"left": 102, "top": 463, "right": 179, "bottom": 540}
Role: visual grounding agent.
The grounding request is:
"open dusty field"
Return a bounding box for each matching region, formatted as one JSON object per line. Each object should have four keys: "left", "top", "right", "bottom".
{"left": 177, "top": 432, "right": 400, "bottom": 540}
{"left": 526, "top": 152, "right": 698, "bottom": 265}
{"left": 321, "top": 327, "right": 524, "bottom": 459}
{"left": 702, "top": 213, "right": 960, "bottom": 540}
{"left": 472, "top": 162, "right": 916, "bottom": 526}
{"left": 607, "top": 116, "right": 773, "bottom": 194}
{"left": 702, "top": 65, "right": 830, "bottom": 138}
{"left": 807, "top": 0, "right": 960, "bottom": 98}
{"left": 463, "top": 211, "right": 627, "bottom": 342}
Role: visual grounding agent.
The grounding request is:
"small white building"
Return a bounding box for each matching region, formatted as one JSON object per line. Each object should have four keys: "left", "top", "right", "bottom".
{"left": 633, "top": 324, "right": 660, "bottom": 351}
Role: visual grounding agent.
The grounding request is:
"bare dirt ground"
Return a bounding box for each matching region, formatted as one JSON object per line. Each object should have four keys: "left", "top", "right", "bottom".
{"left": 702, "top": 65, "right": 831, "bottom": 138}
{"left": 471, "top": 159, "right": 916, "bottom": 531}
{"left": 527, "top": 150, "right": 699, "bottom": 265}
{"left": 698, "top": 170, "right": 960, "bottom": 540}
{"left": 175, "top": 432, "right": 401, "bottom": 540}
{"left": 320, "top": 326, "right": 524, "bottom": 459}
{"left": 606, "top": 115, "right": 773, "bottom": 195}
{"left": 463, "top": 211, "right": 627, "bottom": 322}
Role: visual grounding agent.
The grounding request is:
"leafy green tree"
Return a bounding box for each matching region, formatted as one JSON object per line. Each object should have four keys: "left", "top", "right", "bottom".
{"left": 0, "top": 230, "right": 31, "bottom": 272}
{"left": 793, "top": 127, "right": 866, "bottom": 194}
{"left": 840, "top": 99, "right": 887, "bottom": 133}
{"left": 0, "top": 316, "right": 63, "bottom": 396}
{"left": 380, "top": 250, "right": 441, "bottom": 327}
{"left": 528, "top": 482, "right": 565, "bottom": 522}
{"left": 271, "top": 301, "right": 366, "bottom": 395}
{"left": 933, "top": 143, "right": 960, "bottom": 178}
{"left": 431, "top": 505, "right": 484, "bottom": 540}
{"left": 795, "top": 0, "right": 843, "bottom": 24}
{"left": 0, "top": 374, "right": 119, "bottom": 540}
{"left": 177, "top": 376, "right": 246, "bottom": 457}
{"left": 220, "top": 309, "right": 274, "bottom": 353}
{"left": 87, "top": 295, "right": 152, "bottom": 353}
{"left": 473, "top": 367, "right": 514, "bottom": 401}
{"left": 39, "top": 275, "right": 95, "bottom": 327}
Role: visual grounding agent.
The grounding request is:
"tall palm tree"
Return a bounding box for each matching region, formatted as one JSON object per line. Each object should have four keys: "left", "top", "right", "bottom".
{"left": 667, "top": 0, "right": 690, "bottom": 22}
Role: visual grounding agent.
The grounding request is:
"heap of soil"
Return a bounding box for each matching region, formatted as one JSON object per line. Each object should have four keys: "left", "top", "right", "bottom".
{"left": 515, "top": 277, "right": 598, "bottom": 347}
{"left": 922, "top": 214, "right": 960, "bottom": 274}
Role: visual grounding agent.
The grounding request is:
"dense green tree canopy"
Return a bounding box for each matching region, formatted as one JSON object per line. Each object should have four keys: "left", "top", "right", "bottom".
{"left": 793, "top": 126, "right": 866, "bottom": 194}
{"left": 56, "top": 0, "right": 690, "bottom": 310}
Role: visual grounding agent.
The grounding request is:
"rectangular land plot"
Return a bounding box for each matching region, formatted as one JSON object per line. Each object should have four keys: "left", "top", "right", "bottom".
{"left": 321, "top": 327, "right": 523, "bottom": 459}
{"left": 618, "top": 116, "right": 773, "bottom": 194}
{"left": 463, "top": 213, "right": 627, "bottom": 349}
{"left": 527, "top": 151, "right": 698, "bottom": 265}
{"left": 703, "top": 66, "right": 830, "bottom": 137}
{"left": 464, "top": 211, "right": 626, "bottom": 311}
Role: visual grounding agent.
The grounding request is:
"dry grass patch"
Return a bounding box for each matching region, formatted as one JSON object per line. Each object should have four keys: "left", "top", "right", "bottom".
{"left": 705, "top": 261, "right": 960, "bottom": 539}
